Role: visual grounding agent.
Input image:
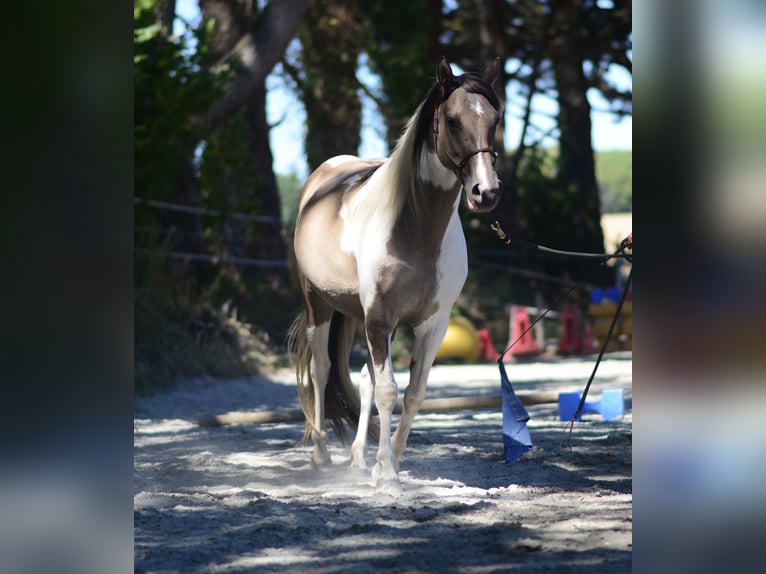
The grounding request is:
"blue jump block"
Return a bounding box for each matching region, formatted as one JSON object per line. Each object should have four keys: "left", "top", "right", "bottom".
{"left": 558, "top": 388, "right": 625, "bottom": 422}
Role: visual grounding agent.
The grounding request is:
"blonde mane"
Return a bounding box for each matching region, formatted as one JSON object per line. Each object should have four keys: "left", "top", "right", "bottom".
{"left": 343, "top": 100, "right": 428, "bottom": 242}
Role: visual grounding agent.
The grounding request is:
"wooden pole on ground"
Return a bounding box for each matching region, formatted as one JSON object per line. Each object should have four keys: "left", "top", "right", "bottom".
{"left": 198, "top": 391, "right": 559, "bottom": 428}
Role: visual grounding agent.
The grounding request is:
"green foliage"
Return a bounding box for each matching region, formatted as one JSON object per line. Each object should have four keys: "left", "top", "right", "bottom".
{"left": 360, "top": 0, "right": 439, "bottom": 145}
{"left": 516, "top": 147, "right": 566, "bottom": 244}
{"left": 134, "top": 2, "right": 291, "bottom": 393}
{"left": 134, "top": 1, "right": 224, "bottom": 204}
{"left": 596, "top": 150, "right": 632, "bottom": 212}
{"left": 277, "top": 171, "right": 304, "bottom": 225}
{"left": 512, "top": 147, "right": 632, "bottom": 215}
{"left": 196, "top": 106, "right": 268, "bottom": 251}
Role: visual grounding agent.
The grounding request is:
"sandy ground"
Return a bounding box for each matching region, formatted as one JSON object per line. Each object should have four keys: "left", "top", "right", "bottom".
{"left": 134, "top": 353, "right": 632, "bottom": 573}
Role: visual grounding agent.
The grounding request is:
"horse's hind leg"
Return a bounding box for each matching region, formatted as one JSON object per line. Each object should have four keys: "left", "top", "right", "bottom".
{"left": 350, "top": 360, "right": 374, "bottom": 469}
{"left": 391, "top": 312, "right": 452, "bottom": 469}
{"left": 304, "top": 298, "right": 334, "bottom": 467}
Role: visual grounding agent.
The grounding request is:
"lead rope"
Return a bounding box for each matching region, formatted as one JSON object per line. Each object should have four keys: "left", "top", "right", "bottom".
{"left": 497, "top": 280, "right": 583, "bottom": 362}
{"left": 490, "top": 220, "right": 632, "bottom": 262}
{"left": 489, "top": 223, "right": 633, "bottom": 450}
{"left": 496, "top": 236, "right": 631, "bottom": 362}
{"left": 563, "top": 265, "right": 632, "bottom": 450}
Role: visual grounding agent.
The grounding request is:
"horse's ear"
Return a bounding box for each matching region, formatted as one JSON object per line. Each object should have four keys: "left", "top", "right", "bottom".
{"left": 484, "top": 57, "right": 500, "bottom": 85}
{"left": 437, "top": 57, "right": 456, "bottom": 88}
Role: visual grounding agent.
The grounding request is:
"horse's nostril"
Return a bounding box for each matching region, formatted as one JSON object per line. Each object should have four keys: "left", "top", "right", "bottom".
{"left": 471, "top": 184, "right": 482, "bottom": 197}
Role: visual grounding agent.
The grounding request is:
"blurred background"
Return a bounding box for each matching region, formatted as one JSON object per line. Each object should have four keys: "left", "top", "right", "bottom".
{"left": 134, "top": 0, "right": 633, "bottom": 392}
{"left": 7, "top": 0, "right": 766, "bottom": 571}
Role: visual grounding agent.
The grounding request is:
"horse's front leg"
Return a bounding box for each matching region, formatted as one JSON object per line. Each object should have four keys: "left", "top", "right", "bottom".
{"left": 391, "top": 312, "right": 452, "bottom": 470}
{"left": 364, "top": 317, "right": 401, "bottom": 494}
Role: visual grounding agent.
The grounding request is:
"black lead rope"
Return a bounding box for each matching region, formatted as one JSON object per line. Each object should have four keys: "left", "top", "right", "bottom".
{"left": 490, "top": 220, "right": 632, "bottom": 263}
{"left": 495, "top": 232, "right": 631, "bottom": 362}
{"left": 563, "top": 265, "right": 633, "bottom": 449}
{"left": 488, "top": 219, "right": 633, "bottom": 449}
{"left": 497, "top": 280, "right": 583, "bottom": 362}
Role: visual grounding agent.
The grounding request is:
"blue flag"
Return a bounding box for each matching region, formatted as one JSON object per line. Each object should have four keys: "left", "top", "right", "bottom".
{"left": 499, "top": 361, "right": 533, "bottom": 463}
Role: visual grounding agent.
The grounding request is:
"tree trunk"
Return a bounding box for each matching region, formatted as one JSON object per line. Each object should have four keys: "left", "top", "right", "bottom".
{"left": 200, "top": 0, "right": 248, "bottom": 55}
{"left": 204, "top": 0, "right": 311, "bottom": 131}
{"left": 363, "top": 0, "right": 443, "bottom": 149}
{"left": 299, "top": 0, "right": 363, "bottom": 170}
{"left": 475, "top": 0, "right": 508, "bottom": 158}
{"left": 201, "top": 0, "right": 289, "bottom": 285}
{"left": 549, "top": 0, "right": 607, "bottom": 280}
{"left": 156, "top": 0, "right": 176, "bottom": 34}
{"left": 475, "top": 0, "right": 520, "bottom": 238}
{"left": 242, "top": 84, "right": 288, "bottom": 280}
{"left": 155, "top": 0, "right": 212, "bottom": 281}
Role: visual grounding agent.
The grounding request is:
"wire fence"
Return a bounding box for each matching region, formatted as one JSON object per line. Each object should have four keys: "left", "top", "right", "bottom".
{"left": 134, "top": 197, "right": 280, "bottom": 224}
{"left": 134, "top": 197, "right": 289, "bottom": 269}
{"left": 134, "top": 249, "right": 290, "bottom": 268}
{"left": 134, "top": 196, "right": 600, "bottom": 287}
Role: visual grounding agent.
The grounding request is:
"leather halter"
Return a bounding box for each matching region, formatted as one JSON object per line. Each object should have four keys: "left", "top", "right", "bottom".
{"left": 433, "top": 105, "right": 498, "bottom": 179}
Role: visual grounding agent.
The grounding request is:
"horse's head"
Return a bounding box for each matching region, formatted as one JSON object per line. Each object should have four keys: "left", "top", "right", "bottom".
{"left": 434, "top": 58, "right": 503, "bottom": 213}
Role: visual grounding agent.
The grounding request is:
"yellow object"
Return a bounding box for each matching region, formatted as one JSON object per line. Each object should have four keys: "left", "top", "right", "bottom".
{"left": 588, "top": 297, "right": 633, "bottom": 350}
{"left": 435, "top": 316, "right": 480, "bottom": 362}
{"left": 588, "top": 302, "right": 618, "bottom": 317}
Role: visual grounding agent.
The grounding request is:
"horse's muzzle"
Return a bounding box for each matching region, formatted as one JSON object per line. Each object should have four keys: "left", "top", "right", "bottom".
{"left": 468, "top": 180, "right": 503, "bottom": 212}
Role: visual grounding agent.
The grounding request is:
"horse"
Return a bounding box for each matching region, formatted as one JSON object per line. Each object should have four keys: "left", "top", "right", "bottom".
{"left": 288, "top": 58, "right": 502, "bottom": 494}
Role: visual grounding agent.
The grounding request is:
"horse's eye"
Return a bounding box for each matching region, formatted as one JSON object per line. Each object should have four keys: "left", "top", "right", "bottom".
{"left": 446, "top": 116, "right": 459, "bottom": 129}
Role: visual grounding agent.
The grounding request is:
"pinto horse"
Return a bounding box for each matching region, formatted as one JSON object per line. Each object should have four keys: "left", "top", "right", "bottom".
{"left": 289, "top": 58, "right": 502, "bottom": 494}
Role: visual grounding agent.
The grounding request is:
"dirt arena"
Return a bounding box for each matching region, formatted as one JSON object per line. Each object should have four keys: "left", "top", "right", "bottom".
{"left": 134, "top": 354, "right": 632, "bottom": 572}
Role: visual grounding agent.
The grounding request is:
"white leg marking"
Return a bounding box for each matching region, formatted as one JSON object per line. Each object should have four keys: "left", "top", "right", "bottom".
{"left": 365, "top": 330, "right": 402, "bottom": 495}
{"left": 350, "top": 364, "right": 374, "bottom": 469}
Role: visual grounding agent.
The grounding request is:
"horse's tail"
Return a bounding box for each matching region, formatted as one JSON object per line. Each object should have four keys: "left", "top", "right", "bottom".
{"left": 287, "top": 310, "right": 314, "bottom": 444}
{"left": 287, "top": 310, "right": 379, "bottom": 446}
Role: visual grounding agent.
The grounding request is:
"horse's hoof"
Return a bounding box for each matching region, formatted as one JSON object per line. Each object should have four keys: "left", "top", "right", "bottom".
{"left": 371, "top": 462, "right": 383, "bottom": 483}
{"left": 310, "top": 456, "right": 333, "bottom": 470}
{"left": 375, "top": 478, "right": 403, "bottom": 497}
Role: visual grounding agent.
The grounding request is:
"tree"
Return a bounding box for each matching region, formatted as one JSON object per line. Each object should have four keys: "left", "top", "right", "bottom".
{"left": 134, "top": 0, "right": 311, "bottom": 389}
{"left": 135, "top": 0, "right": 310, "bottom": 287}
{"left": 294, "top": 0, "right": 364, "bottom": 171}
{"left": 197, "top": 0, "right": 290, "bottom": 285}
{"left": 134, "top": 0, "right": 224, "bottom": 282}
{"left": 549, "top": 0, "right": 605, "bottom": 260}
{"left": 202, "top": 0, "right": 312, "bottom": 131}
{"left": 545, "top": 0, "right": 631, "bottom": 282}
{"left": 361, "top": 0, "right": 443, "bottom": 149}
{"left": 442, "top": 0, "right": 551, "bottom": 246}
{"left": 444, "top": 0, "right": 631, "bottom": 285}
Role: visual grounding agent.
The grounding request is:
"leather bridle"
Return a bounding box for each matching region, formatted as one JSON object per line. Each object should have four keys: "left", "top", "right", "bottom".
{"left": 433, "top": 105, "right": 498, "bottom": 181}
